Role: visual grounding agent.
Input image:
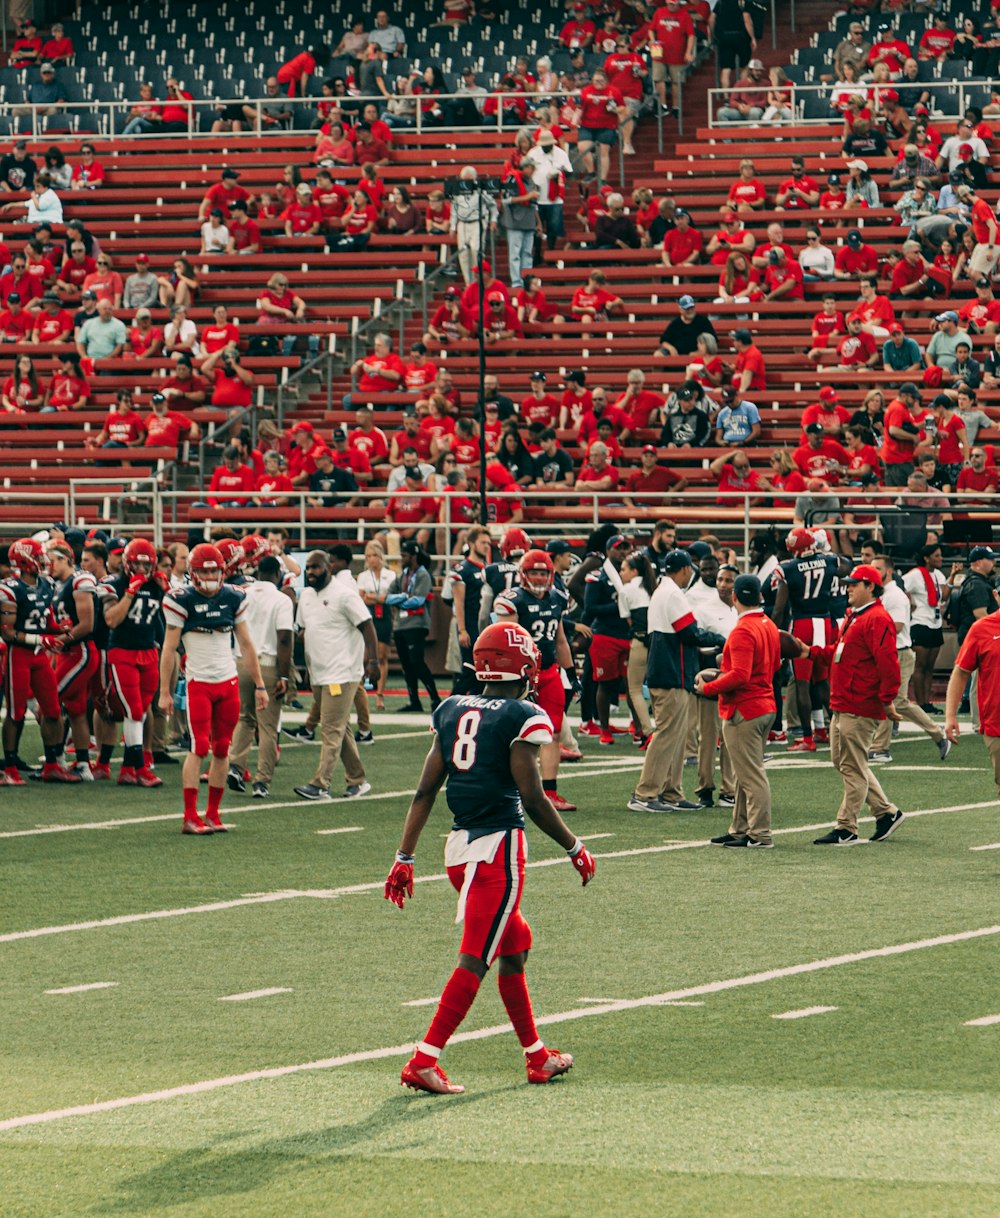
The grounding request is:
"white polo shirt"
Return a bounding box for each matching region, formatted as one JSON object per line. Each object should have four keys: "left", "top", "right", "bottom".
{"left": 297, "top": 578, "right": 370, "bottom": 686}
{"left": 241, "top": 579, "right": 294, "bottom": 660}
{"left": 879, "top": 579, "right": 912, "bottom": 650}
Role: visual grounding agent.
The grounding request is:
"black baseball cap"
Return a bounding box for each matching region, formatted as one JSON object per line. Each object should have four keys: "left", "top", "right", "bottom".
{"left": 332, "top": 427, "right": 347, "bottom": 440}
{"left": 688, "top": 541, "right": 712, "bottom": 560}
{"left": 970, "top": 545, "right": 998, "bottom": 562}
{"left": 805, "top": 422, "right": 825, "bottom": 435}
{"left": 546, "top": 539, "right": 572, "bottom": 555}
{"left": 733, "top": 574, "right": 762, "bottom": 605}
{"left": 662, "top": 548, "right": 693, "bottom": 572}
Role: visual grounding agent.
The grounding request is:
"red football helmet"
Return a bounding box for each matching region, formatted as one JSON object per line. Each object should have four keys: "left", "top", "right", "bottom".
{"left": 123, "top": 537, "right": 157, "bottom": 578}
{"left": 9, "top": 537, "right": 47, "bottom": 577}
{"left": 520, "top": 549, "right": 554, "bottom": 597}
{"left": 189, "top": 543, "right": 225, "bottom": 596}
{"left": 215, "top": 536, "right": 245, "bottom": 576}
{"left": 473, "top": 621, "right": 541, "bottom": 691}
{"left": 500, "top": 527, "right": 531, "bottom": 560}
{"left": 241, "top": 533, "right": 269, "bottom": 572}
{"left": 786, "top": 527, "right": 816, "bottom": 557}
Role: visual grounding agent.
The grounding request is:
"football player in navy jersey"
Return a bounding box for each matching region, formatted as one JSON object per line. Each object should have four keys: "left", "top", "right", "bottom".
{"left": 159, "top": 543, "right": 268, "bottom": 835}
{"left": 477, "top": 526, "right": 530, "bottom": 630}
{"left": 48, "top": 541, "right": 99, "bottom": 780}
{"left": 772, "top": 527, "right": 850, "bottom": 753}
{"left": 0, "top": 537, "right": 80, "bottom": 784}
{"left": 385, "top": 620, "right": 596, "bottom": 1095}
{"left": 97, "top": 537, "right": 168, "bottom": 787}
{"left": 449, "top": 525, "right": 491, "bottom": 694}
{"left": 80, "top": 539, "right": 117, "bottom": 777}
{"left": 495, "top": 549, "right": 576, "bottom": 812}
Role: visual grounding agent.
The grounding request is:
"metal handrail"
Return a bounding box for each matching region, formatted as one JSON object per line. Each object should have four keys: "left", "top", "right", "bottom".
{"left": 707, "top": 77, "right": 979, "bottom": 127}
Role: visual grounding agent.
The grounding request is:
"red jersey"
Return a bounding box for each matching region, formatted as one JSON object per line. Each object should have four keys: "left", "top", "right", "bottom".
{"left": 571, "top": 285, "right": 617, "bottom": 315}
{"left": 603, "top": 51, "right": 644, "bottom": 99}
{"left": 0, "top": 308, "right": 32, "bottom": 341}
{"left": 836, "top": 331, "right": 877, "bottom": 366}
{"left": 331, "top": 447, "right": 372, "bottom": 478}
{"left": 728, "top": 178, "right": 766, "bottom": 208}
{"left": 403, "top": 359, "right": 437, "bottom": 392}
{"left": 624, "top": 465, "right": 682, "bottom": 494}
{"left": 846, "top": 444, "right": 881, "bottom": 482}
{"left": 812, "top": 310, "right": 844, "bottom": 337}
{"left": 801, "top": 403, "right": 851, "bottom": 434}
{"left": 228, "top": 217, "right": 261, "bottom": 250}
{"left": 211, "top": 368, "right": 252, "bottom": 408}
{"left": 763, "top": 261, "right": 804, "bottom": 300}
{"left": 882, "top": 399, "right": 920, "bottom": 466}
{"left": 918, "top": 28, "right": 955, "bottom": 57}
{"left": 793, "top": 439, "right": 850, "bottom": 481}
{"left": 47, "top": 373, "right": 89, "bottom": 409}
{"left": 777, "top": 174, "right": 820, "bottom": 209}
{"left": 561, "top": 388, "right": 592, "bottom": 428}
{"left": 59, "top": 257, "right": 95, "bottom": 288}
{"left": 208, "top": 464, "right": 256, "bottom": 505}
{"left": 662, "top": 226, "right": 703, "bottom": 264}
{"left": 955, "top": 616, "right": 1000, "bottom": 734}
{"left": 834, "top": 245, "right": 878, "bottom": 276}
{"left": 287, "top": 441, "right": 329, "bottom": 481}
{"left": 850, "top": 296, "right": 895, "bottom": 328}
{"left": 579, "top": 83, "right": 624, "bottom": 129}
{"left": 201, "top": 322, "right": 240, "bottom": 354}
{"left": 419, "top": 416, "right": 456, "bottom": 444}
{"left": 959, "top": 299, "right": 1000, "bottom": 330}
{"left": 615, "top": 389, "right": 665, "bottom": 429}
{"left": 388, "top": 487, "right": 433, "bottom": 524}
{"left": 819, "top": 189, "right": 847, "bottom": 210}
{"left": 281, "top": 202, "right": 322, "bottom": 233}
{"left": 735, "top": 344, "right": 766, "bottom": 390}
{"left": 255, "top": 472, "right": 294, "bottom": 503}
{"left": 652, "top": 5, "right": 694, "bottom": 62}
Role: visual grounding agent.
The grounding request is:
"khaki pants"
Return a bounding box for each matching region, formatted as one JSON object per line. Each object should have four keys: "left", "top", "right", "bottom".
{"left": 872, "top": 647, "right": 943, "bottom": 752}
{"left": 311, "top": 680, "right": 366, "bottom": 792}
{"left": 831, "top": 711, "right": 895, "bottom": 833}
{"left": 696, "top": 694, "right": 735, "bottom": 796}
{"left": 635, "top": 687, "right": 692, "bottom": 802}
{"left": 229, "top": 660, "right": 283, "bottom": 783}
{"left": 456, "top": 218, "right": 483, "bottom": 284}
{"left": 969, "top": 242, "right": 1000, "bottom": 280}
{"left": 353, "top": 682, "right": 371, "bottom": 732}
{"left": 984, "top": 734, "right": 1000, "bottom": 795}
{"left": 626, "top": 639, "right": 653, "bottom": 737}
{"left": 722, "top": 709, "right": 774, "bottom": 843}
{"left": 150, "top": 651, "right": 180, "bottom": 751}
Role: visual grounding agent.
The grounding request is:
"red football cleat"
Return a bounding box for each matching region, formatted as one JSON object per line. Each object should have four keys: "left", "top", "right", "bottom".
{"left": 42, "top": 762, "right": 82, "bottom": 783}
{"left": 135, "top": 767, "right": 163, "bottom": 788}
{"left": 117, "top": 766, "right": 137, "bottom": 785}
{"left": 768, "top": 730, "right": 787, "bottom": 744}
{"left": 182, "top": 815, "right": 213, "bottom": 836}
{"left": 527, "top": 1049, "right": 574, "bottom": 1084}
{"left": 814, "top": 727, "right": 830, "bottom": 744}
{"left": 205, "top": 814, "right": 230, "bottom": 833}
{"left": 3, "top": 766, "right": 25, "bottom": 786}
{"left": 788, "top": 738, "right": 817, "bottom": 753}
{"left": 598, "top": 732, "right": 614, "bottom": 746}
{"left": 637, "top": 733, "right": 652, "bottom": 750}
{"left": 609, "top": 724, "right": 630, "bottom": 734}
{"left": 579, "top": 721, "right": 602, "bottom": 737}
{"left": 400, "top": 1058, "right": 465, "bottom": 1094}
{"left": 90, "top": 761, "right": 112, "bottom": 780}
{"left": 548, "top": 792, "right": 577, "bottom": 813}
{"left": 559, "top": 745, "right": 583, "bottom": 762}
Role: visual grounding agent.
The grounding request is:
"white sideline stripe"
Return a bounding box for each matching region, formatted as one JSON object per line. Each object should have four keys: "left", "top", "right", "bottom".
{"left": 315, "top": 827, "right": 364, "bottom": 836}
{"left": 402, "top": 997, "right": 439, "bottom": 1007}
{"left": 964, "top": 1013, "right": 1000, "bottom": 1026}
{"left": 218, "top": 988, "right": 292, "bottom": 1003}
{"left": 2, "top": 922, "right": 997, "bottom": 1132}
{"left": 2, "top": 799, "right": 996, "bottom": 946}
{"left": 772, "top": 1005, "right": 839, "bottom": 1020}
{"left": 969, "top": 842, "right": 1000, "bottom": 852}
{"left": 44, "top": 982, "right": 118, "bottom": 995}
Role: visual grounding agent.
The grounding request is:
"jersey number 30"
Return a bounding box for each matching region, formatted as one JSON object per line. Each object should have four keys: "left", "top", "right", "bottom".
{"left": 451, "top": 709, "right": 483, "bottom": 771}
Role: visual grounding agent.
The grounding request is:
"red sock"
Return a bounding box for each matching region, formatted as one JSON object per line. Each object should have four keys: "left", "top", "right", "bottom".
{"left": 412, "top": 967, "right": 481, "bottom": 1067}
{"left": 498, "top": 972, "right": 546, "bottom": 1063}
{"left": 143, "top": 750, "right": 153, "bottom": 771}
{"left": 206, "top": 785, "right": 224, "bottom": 818}
{"left": 183, "top": 787, "right": 198, "bottom": 818}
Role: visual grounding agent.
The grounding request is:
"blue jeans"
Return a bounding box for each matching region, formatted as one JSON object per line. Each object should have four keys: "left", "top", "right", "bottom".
{"left": 282, "top": 333, "right": 320, "bottom": 358}
{"left": 538, "top": 203, "right": 565, "bottom": 246}
{"left": 505, "top": 227, "right": 535, "bottom": 289}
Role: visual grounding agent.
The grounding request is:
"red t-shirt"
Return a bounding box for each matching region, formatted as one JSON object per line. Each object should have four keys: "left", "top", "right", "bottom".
{"left": 846, "top": 444, "right": 881, "bottom": 482}
{"left": 287, "top": 440, "right": 328, "bottom": 481}
{"left": 579, "top": 405, "right": 627, "bottom": 443}
{"left": 59, "top": 258, "right": 96, "bottom": 288}
{"left": 0, "top": 308, "right": 32, "bottom": 340}
{"left": 228, "top": 217, "right": 261, "bottom": 250}
{"left": 834, "top": 245, "right": 879, "bottom": 276}
{"left": 389, "top": 487, "right": 433, "bottom": 524}
{"left": 129, "top": 325, "right": 163, "bottom": 357}
{"left": 616, "top": 389, "right": 665, "bottom": 430}
{"left": 955, "top": 616, "right": 1000, "bottom": 734}
{"left": 48, "top": 373, "right": 89, "bottom": 409}
{"left": 728, "top": 178, "right": 766, "bottom": 208}
{"left": 919, "top": 28, "right": 955, "bottom": 56}
{"left": 603, "top": 51, "right": 644, "bottom": 99}
{"left": 715, "top": 465, "right": 767, "bottom": 503}
{"left": 735, "top": 345, "right": 766, "bottom": 390}
{"left": 662, "top": 226, "right": 703, "bottom": 264}
{"left": 763, "top": 262, "right": 804, "bottom": 300}
{"left": 103, "top": 408, "right": 143, "bottom": 444}
{"left": 344, "top": 203, "right": 379, "bottom": 234}
{"left": 812, "top": 310, "right": 844, "bottom": 337}
{"left": 935, "top": 412, "right": 966, "bottom": 464}
{"left": 204, "top": 182, "right": 250, "bottom": 218}
{"left": 520, "top": 393, "right": 560, "bottom": 426}
{"left": 212, "top": 368, "right": 252, "bottom": 408}
{"left": 850, "top": 296, "right": 895, "bottom": 329}
{"left": 356, "top": 352, "right": 404, "bottom": 393}
{"left": 392, "top": 428, "right": 432, "bottom": 461}
{"left": 208, "top": 464, "right": 256, "bottom": 504}
{"left": 972, "top": 195, "right": 997, "bottom": 244}
{"left": 881, "top": 399, "right": 919, "bottom": 465}
{"left": 577, "top": 463, "right": 619, "bottom": 494}
{"left": 32, "top": 308, "right": 73, "bottom": 342}
{"left": 820, "top": 189, "right": 847, "bottom": 210}
{"left": 792, "top": 439, "right": 850, "bottom": 481}
{"left": 652, "top": 6, "right": 695, "bottom": 62}
{"left": 959, "top": 299, "right": 1000, "bottom": 330}
{"left": 571, "top": 285, "right": 616, "bottom": 315}
{"left": 404, "top": 359, "right": 437, "bottom": 392}
{"left": 201, "top": 322, "right": 240, "bottom": 354}
{"left": 561, "top": 389, "right": 592, "bottom": 428}
{"left": 579, "top": 83, "right": 624, "bottom": 129}
{"left": 836, "top": 331, "right": 877, "bottom": 366}
{"left": 625, "top": 465, "right": 681, "bottom": 494}
{"left": 145, "top": 410, "right": 192, "bottom": 447}
{"left": 709, "top": 227, "right": 750, "bottom": 266}
{"left": 255, "top": 472, "right": 295, "bottom": 502}
{"left": 801, "top": 403, "right": 851, "bottom": 434}
{"left": 419, "top": 416, "right": 456, "bottom": 444}
{"left": 350, "top": 426, "right": 390, "bottom": 462}
{"left": 281, "top": 202, "right": 323, "bottom": 233}
{"left": 777, "top": 174, "right": 820, "bottom": 208}
{"left": 891, "top": 259, "right": 925, "bottom": 295}
{"left": 331, "top": 447, "right": 372, "bottom": 478}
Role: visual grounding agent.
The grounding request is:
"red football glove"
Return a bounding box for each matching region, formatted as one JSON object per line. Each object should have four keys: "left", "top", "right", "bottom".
{"left": 568, "top": 840, "right": 596, "bottom": 887}
{"left": 40, "top": 633, "right": 65, "bottom": 653}
{"left": 384, "top": 858, "right": 414, "bottom": 909}
{"left": 152, "top": 571, "right": 171, "bottom": 595}
{"left": 127, "top": 575, "right": 146, "bottom": 597}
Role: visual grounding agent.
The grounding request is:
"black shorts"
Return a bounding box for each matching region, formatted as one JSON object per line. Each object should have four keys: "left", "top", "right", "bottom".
{"left": 715, "top": 31, "right": 753, "bottom": 71}
{"left": 370, "top": 608, "right": 393, "bottom": 646}
{"left": 578, "top": 126, "right": 618, "bottom": 146}
{"left": 911, "top": 624, "right": 943, "bottom": 649}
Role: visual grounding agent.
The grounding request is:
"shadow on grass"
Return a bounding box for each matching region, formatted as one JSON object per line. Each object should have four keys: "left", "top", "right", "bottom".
{"left": 100, "top": 1083, "right": 521, "bottom": 1214}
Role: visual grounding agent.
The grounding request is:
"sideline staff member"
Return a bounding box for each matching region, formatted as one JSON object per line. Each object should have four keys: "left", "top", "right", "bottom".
{"left": 697, "top": 573, "right": 781, "bottom": 848}
{"left": 812, "top": 563, "right": 904, "bottom": 846}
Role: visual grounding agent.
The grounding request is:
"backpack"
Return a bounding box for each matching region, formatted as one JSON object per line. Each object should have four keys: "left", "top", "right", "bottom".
{"left": 944, "top": 577, "right": 963, "bottom": 628}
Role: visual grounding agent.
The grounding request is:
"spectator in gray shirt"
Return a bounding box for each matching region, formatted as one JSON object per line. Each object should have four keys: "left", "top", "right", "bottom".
{"left": 122, "top": 254, "right": 159, "bottom": 310}
{"left": 76, "top": 299, "right": 126, "bottom": 362}
{"left": 15, "top": 63, "right": 67, "bottom": 131}
{"left": 368, "top": 11, "right": 406, "bottom": 56}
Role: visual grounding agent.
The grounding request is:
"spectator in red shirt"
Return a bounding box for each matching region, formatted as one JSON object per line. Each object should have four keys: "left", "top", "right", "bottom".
{"left": 623, "top": 445, "right": 687, "bottom": 504}
{"left": 403, "top": 340, "right": 437, "bottom": 393}
{"left": 225, "top": 201, "right": 262, "bottom": 255}
{"left": 793, "top": 424, "right": 850, "bottom": 482}
{"left": 121, "top": 82, "right": 163, "bottom": 136}
{"left": 775, "top": 154, "right": 820, "bottom": 210}
{"left": 850, "top": 275, "right": 895, "bottom": 338}
{"left": 45, "top": 352, "right": 89, "bottom": 411}
{"left": 577, "top": 68, "right": 626, "bottom": 184}
{"left": 198, "top": 167, "right": 252, "bottom": 221}
{"left": 41, "top": 22, "right": 73, "bottom": 66}
{"left": 730, "top": 328, "right": 767, "bottom": 394}
{"left": 390, "top": 406, "right": 433, "bottom": 464}
{"left": 761, "top": 247, "right": 804, "bottom": 301}
{"left": 282, "top": 182, "right": 323, "bottom": 236}
{"left": 82, "top": 253, "right": 123, "bottom": 308}
{"left": 350, "top": 405, "right": 390, "bottom": 463}
{"left": 520, "top": 371, "right": 559, "bottom": 426}
{"left": 54, "top": 241, "right": 95, "bottom": 300}
{"left": 126, "top": 307, "right": 163, "bottom": 359}
{"left": 918, "top": 14, "right": 955, "bottom": 61}
{"left": 0, "top": 255, "right": 43, "bottom": 308}
{"left": 570, "top": 269, "right": 624, "bottom": 324}
{"left": 144, "top": 391, "right": 198, "bottom": 451}
{"left": 579, "top": 388, "right": 627, "bottom": 444}
{"left": 834, "top": 228, "right": 879, "bottom": 279}
{"left": 0, "top": 292, "right": 33, "bottom": 343}
{"left": 329, "top": 427, "right": 374, "bottom": 484}
{"left": 424, "top": 287, "right": 472, "bottom": 347}
{"left": 728, "top": 158, "right": 767, "bottom": 213}
{"left": 615, "top": 368, "right": 665, "bottom": 431}
{"left": 91, "top": 389, "right": 145, "bottom": 451}
{"left": 836, "top": 315, "right": 879, "bottom": 368}
{"left": 650, "top": 0, "right": 695, "bottom": 112}
{"left": 603, "top": 35, "right": 646, "bottom": 154}
{"left": 315, "top": 121, "right": 355, "bottom": 167}
{"left": 347, "top": 331, "right": 404, "bottom": 407}
{"left": 576, "top": 441, "right": 619, "bottom": 501}
{"left": 160, "top": 356, "right": 207, "bottom": 410}
{"left": 10, "top": 18, "right": 43, "bottom": 67}
{"left": 71, "top": 144, "right": 105, "bottom": 191}
{"left": 386, "top": 467, "right": 437, "bottom": 541}
{"left": 801, "top": 386, "right": 852, "bottom": 438}
{"left": 200, "top": 304, "right": 239, "bottom": 356}
{"left": 709, "top": 449, "right": 770, "bottom": 506}
{"left": 956, "top": 446, "right": 998, "bottom": 503}
{"left": 256, "top": 271, "right": 318, "bottom": 360}
{"left": 0, "top": 353, "right": 43, "bottom": 412}
{"left": 843, "top": 425, "right": 882, "bottom": 485}
{"left": 705, "top": 204, "right": 756, "bottom": 267}
{"left": 254, "top": 450, "right": 294, "bottom": 507}
{"left": 206, "top": 445, "right": 257, "bottom": 506}
{"left": 31, "top": 290, "right": 73, "bottom": 344}
{"left": 661, "top": 207, "right": 703, "bottom": 266}
{"left": 959, "top": 277, "right": 1000, "bottom": 332}
{"left": 287, "top": 422, "right": 329, "bottom": 485}
{"left": 809, "top": 294, "right": 846, "bottom": 357}
{"left": 202, "top": 345, "right": 255, "bottom": 408}
{"left": 276, "top": 43, "right": 330, "bottom": 96}
{"left": 159, "top": 78, "right": 193, "bottom": 133}
{"left": 482, "top": 292, "right": 522, "bottom": 344}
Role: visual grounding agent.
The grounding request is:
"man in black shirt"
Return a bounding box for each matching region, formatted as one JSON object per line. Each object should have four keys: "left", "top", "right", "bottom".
{"left": 532, "top": 428, "right": 575, "bottom": 489}
{"left": 644, "top": 518, "right": 678, "bottom": 575}
{"left": 955, "top": 545, "right": 998, "bottom": 644}
{"left": 307, "top": 449, "right": 358, "bottom": 508}
{"left": 661, "top": 384, "right": 712, "bottom": 447}
{"left": 476, "top": 372, "right": 516, "bottom": 421}
{"left": 657, "top": 295, "right": 716, "bottom": 357}
{"left": 448, "top": 524, "right": 491, "bottom": 693}
{"left": 0, "top": 140, "right": 36, "bottom": 192}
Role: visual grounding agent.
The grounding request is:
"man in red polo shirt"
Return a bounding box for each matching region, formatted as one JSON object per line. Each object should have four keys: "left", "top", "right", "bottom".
{"left": 968, "top": 184, "right": 1000, "bottom": 279}
{"left": 614, "top": 369, "right": 665, "bottom": 431}
{"left": 198, "top": 168, "right": 252, "bottom": 221}
{"left": 775, "top": 156, "right": 820, "bottom": 210}
{"left": 946, "top": 600, "right": 1000, "bottom": 796}
{"left": 624, "top": 446, "right": 686, "bottom": 504}
{"left": 661, "top": 208, "right": 703, "bottom": 265}
{"left": 348, "top": 332, "right": 404, "bottom": 404}
{"left": 793, "top": 424, "right": 850, "bottom": 482}
{"left": 955, "top": 446, "right": 997, "bottom": 505}
{"left": 730, "top": 328, "right": 766, "bottom": 393}
{"left": 834, "top": 228, "right": 879, "bottom": 279}
{"left": 0, "top": 292, "right": 32, "bottom": 342}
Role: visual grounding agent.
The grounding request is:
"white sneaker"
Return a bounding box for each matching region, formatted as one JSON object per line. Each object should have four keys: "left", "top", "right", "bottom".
{"left": 75, "top": 763, "right": 95, "bottom": 782}
{"left": 344, "top": 781, "right": 372, "bottom": 798}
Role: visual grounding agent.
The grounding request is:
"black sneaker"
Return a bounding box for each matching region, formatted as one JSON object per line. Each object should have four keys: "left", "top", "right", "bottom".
{"left": 695, "top": 788, "right": 714, "bottom": 808}
{"left": 718, "top": 792, "right": 736, "bottom": 806}
{"left": 710, "top": 832, "right": 738, "bottom": 845}
{"left": 936, "top": 738, "right": 952, "bottom": 761}
{"left": 396, "top": 703, "right": 423, "bottom": 714}
{"left": 920, "top": 703, "right": 942, "bottom": 715}
{"left": 813, "top": 828, "right": 860, "bottom": 846}
{"left": 355, "top": 729, "right": 374, "bottom": 745}
{"left": 226, "top": 765, "right": 246, "bottom": 794}
{"left": 868, "top": 750, "right": 892, "bottom": 763}
{"left": 294, "top": 784, "right": 331, "bottom": 801}
{"left": 869, "top": 809, "right": 905, "bottom": 842}
{"left": 282, "top": 725, "right": 315, "bottom": 741}
{"left": 665, "top": 799, "right": 701, "bottom": 811}
{"left": 151, "top": 750, "right": 179, "bottom": 765}
{"left": 252, "top": 781, "right": 269, "bottom": 798}
{"left": 722, "top": 834, "right": 773, "bottom": 848}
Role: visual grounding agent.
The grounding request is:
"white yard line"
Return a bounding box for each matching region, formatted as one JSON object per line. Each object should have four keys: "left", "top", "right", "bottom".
{"left": 401, "top": 997, "right": 440, "bottom": 1007}
{"left": 969, "top": 842, "right": 1000, "bottom": 852}
{"left": 218, "top": 988, "right": 292, "bottom": 1003}
{"left": 2, "top": 921, "right": 997, "bottom": 1132}
{"left": 772, "top": 1005, "right": 839, "bottom": 1020}
{"left": 44, "top": 982, "right": 118, "bottom": 995}
{"left": 2, "top": 800, "right": 996, "bottom": 947}
{"left": 964, "top": 1013, "right": 1000, "bottom": 1026}
{"left": 314, "top": 827, "right": 365, "bottom": 836}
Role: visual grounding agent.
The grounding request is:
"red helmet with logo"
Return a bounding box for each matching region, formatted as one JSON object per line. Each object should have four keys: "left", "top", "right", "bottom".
{"left": 241, "top": 533, "right": 269, "bottom": 572}
{"left": 9, "top": 536, "right": 47, "bottom": 577}
{"left": 215, "top": 536, "right": 245, "bottom": 576}
{"left": 123, "top": 537, "right": 157, "bottom": 578}
{"left": 500, "top": 527, "right": 531, "bottom": 560}
{"left": 785, "top": 527, "right": 815, "bottom": 557}
{"left": 519, "top": 548, "right": 554, "bottom": 597}
{"left": 189, "top": 543, "right": 225, "bottom": 596}
{"left": 473, "top": 621, "right": 541, "bottom": 691}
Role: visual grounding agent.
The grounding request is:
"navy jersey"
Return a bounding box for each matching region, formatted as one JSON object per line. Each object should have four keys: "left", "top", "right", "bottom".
{"left": 433, "top": 694, "right": 553, "bottom": 838}
{"left": 484, "top": 560, "right": 521, "bottom": 598}
{"left": 449, "top": 558, "right": 487, "bottom": 635}
{"left": 53, "top": 569, "right": 98, "bottom": 641}
{"left": 0, "top": 575, "right": 54, "bottom": 645}
{"left": 162, "top": 584, "right": 245, "bottom": 683}
{"left": 494, "top": 586, "right": 565, "bottom": 669}
{"left": 775, "top": 554, "right": 841, "bottom": 620}
{"left": 98, "top": 572, "right": 166, "bottom": 651}
{"left": 583, "top": 568, "right": 630, "bottom": 639}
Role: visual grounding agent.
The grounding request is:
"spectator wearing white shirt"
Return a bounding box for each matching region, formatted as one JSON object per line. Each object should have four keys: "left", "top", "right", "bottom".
{"left": 523, "top": 129, "right": 574, "bottom": 249}
{"left": 228, "top": 556, "right": 295, "bottom": 797}
{"left": 164, "top": 304, "right": 200, "bottom": 359}
{"left": 293, "top": 549, "right": 380, "bottom": 801}
{"left": 798, "top": 227, "right": 835, "bottom": 280}
{"left": 200, "top": 208, "right": 230, "bottom": 254}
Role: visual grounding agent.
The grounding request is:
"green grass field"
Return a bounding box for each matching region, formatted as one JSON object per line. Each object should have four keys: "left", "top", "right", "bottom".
{"left": 2, "top": 708, "right": 999, "bottom": 1218}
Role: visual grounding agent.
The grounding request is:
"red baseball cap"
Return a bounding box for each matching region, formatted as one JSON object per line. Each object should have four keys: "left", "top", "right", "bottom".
{"left": 135, "top": 253, "right": 150, "bottom": 263}
{"left": 486, "top": 462, "right": 515, "bottom": 488}
{"left": 486, "top": 290, "right": 504, "bottom": 303}
{"left": 888, "top": 322, "right": 904, "bottom": 334}
{"left": 882, "top": 88, "right": 898, "bottom": 103}
{"left": 291, "top": 420, "right": 314, "bottom": 433}
{"left": 846, "top": 563, "right": 883, "bottom": 587}
{"left": 818, "top": 386, "right": 839, "bottom": 403}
